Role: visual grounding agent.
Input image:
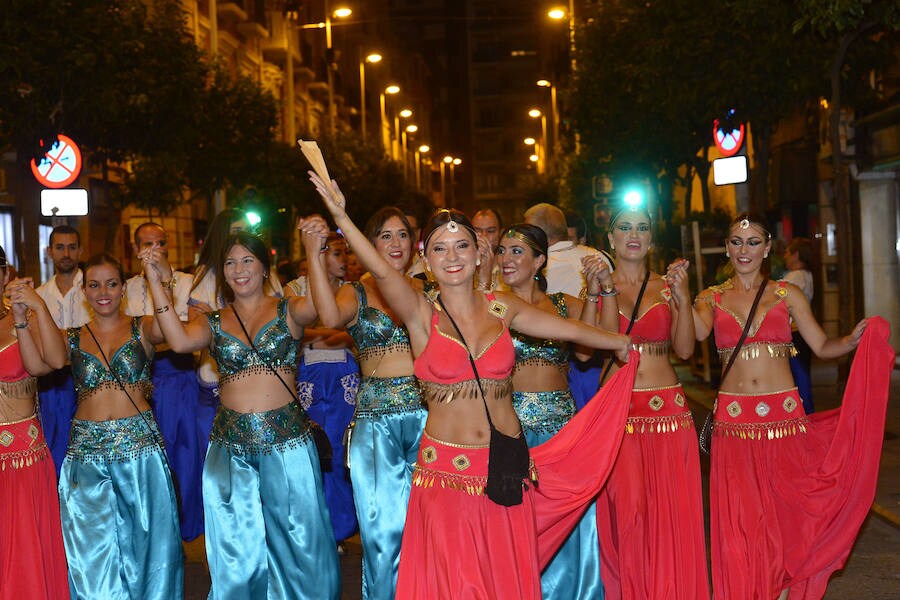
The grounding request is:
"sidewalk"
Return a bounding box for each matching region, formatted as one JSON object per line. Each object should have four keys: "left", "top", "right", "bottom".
{"left": 675, "top": 359, "right": 900, "bottom": 528}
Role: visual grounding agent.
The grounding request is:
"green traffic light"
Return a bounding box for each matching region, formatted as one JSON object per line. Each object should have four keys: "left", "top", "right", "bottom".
{"left": 246, "top": 211, "right": 262, "bottom": 227}
{"left": 623, "top": 190, "right": 643, "bottom": 209}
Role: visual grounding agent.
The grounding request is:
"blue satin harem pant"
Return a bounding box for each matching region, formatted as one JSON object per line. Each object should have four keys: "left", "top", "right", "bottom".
{"left": 204, "top": 402, "right": 340, "bottom": 600}
{"left": 59, "top": 411, "right": 184, "bottom": 600}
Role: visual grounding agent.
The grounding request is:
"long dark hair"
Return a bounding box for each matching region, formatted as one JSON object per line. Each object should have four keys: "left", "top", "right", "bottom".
{"left": 217, "top": 231, "right": 272, "bottom": 304}
{"left": 502, "top": 223, "right": 549, "bottom": 292}
{"left": 192, "top": 208, "right": 246, "bottom": 294}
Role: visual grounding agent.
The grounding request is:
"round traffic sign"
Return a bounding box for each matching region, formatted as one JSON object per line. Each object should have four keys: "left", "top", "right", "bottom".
{"left": 712, "top": 120, "right": 745, "bottom": 158}
{"left": 30, "top": 134, "right": 83, "bottom": 188}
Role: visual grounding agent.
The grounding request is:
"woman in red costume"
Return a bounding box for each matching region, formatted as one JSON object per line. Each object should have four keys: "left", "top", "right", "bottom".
{"left": 308, "top": 172, "right": 638, "bottom": 599}
{"left": 592, "top": 207, "right": 709, "bottom": 599}
{"left": 0, "top": 246, "right": 70, "bottom": 600}
{"left": 694, "top": 212, "right": 893, "bottom": 599}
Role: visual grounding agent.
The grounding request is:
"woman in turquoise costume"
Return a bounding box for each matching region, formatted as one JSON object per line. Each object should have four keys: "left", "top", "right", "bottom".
{"left": 498, "top": 224, "right": 615, "bottom": 599}
{"left": 145, "top": 230, "right": 339, "bottom": 600}
{"left": 303, "top": 207, "right": 427, "bottom": 600}
{"left": 49, "top": 253, "right": 182, "bottom": 599}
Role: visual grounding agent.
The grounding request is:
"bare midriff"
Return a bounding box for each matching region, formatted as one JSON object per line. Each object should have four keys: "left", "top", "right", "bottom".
{"left": 357, "top": 350, "right": 415, "bottom": 379}
{"left": 217, "top": 368, "right": 299, "bottom": 413}
{"left": 425, "top": 391, "right": 520, "bottom": 445}
{"left": 76, "top": 384, "right": 154, "bottom": 421}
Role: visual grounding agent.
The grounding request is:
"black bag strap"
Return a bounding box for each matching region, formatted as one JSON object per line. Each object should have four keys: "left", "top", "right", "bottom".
{"left": 435, "top": 294, "right": 497, "bottom": 430}
{"left": 718, "top": 279, "right": 769, "bottom": 388}
{"left": 231, "top": 302, "right": 303, "bottom": 407}
{"left": 599, "top": 268, "right": 650, "bottom": 384}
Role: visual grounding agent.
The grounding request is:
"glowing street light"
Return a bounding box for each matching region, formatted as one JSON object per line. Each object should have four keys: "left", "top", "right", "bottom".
{"left": 524, "top": 137, "right": 536, "bottom": 146}
{"left": 399, "top": 108, "right": 413, "bottom": 118}
{"left": 547, "top": 7, "right": 566, "bottom": 20}
{"left": 385, "top": 85, "right": 400, "bottom": 95}
{"left": 528, "top": 108, "right": 548, "bottom": 174}
{"left": 530, "top": 154, "right": 540, "bottom": 162}
{"left": 443, "top": 155, "right": 453, "bottom": 164}
{"left": 536, "top": 79, "right": 559, "bottom": 161}
{"left": 401, "top": 124, "right": 418, "bottom": 179}
{"left": 333, "top": 7, "right": 353, "bottom": 18}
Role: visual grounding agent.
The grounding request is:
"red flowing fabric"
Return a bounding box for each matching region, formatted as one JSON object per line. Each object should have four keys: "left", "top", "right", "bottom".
{"left": 711, "top": 316, "right": 893, "bottom": 599}
{"left": 0, "top": 415, "right": 70, "bottom": 600}
{"left": 395, "top": 351, "right": 638, "bottom": 599}
{"left": 596, "top": 385, "right": 710, "bottom": 600}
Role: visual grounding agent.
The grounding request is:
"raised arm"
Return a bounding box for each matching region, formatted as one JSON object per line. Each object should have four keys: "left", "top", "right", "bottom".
{"left": 785, "top": 284, "right": 866, "bottom": 359}
{"left": 666, "top": 259, "right": 696, "bottom": 360}
{"left": 308, "top": 172, "right": 428, "bottom": 332}
{"left": 500, "top": 291, "right": 630, "bottom": 362}
{"left": 298, "top": 215, "right": 359, "bottom": 329}
{"left": 9, "top": 279, "right": 66, "bottom": 373}
{"left": 142, "top": 247, "right": 212, "bottom": 353}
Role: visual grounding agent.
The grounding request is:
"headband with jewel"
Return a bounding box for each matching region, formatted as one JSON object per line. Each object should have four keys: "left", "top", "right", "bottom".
{"left": 730, "top": 213, "right": 771, "bottom": 239}
{"left": 422, "top": 209, "right": 477, "bottom": 250}
{"left": 503, "top": 228, "right": 545, "bottom": 256}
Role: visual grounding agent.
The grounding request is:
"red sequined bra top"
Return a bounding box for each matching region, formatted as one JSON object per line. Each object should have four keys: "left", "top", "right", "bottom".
{"left": 615, "top": 284, "right": 672, "bottom": 357}
{"left": 713, "top": 281, "right": 796, "bottom": 362}
{"left": 413, "top": 293, "right": 515, "bottom": 403}
{"left": 0, "top": 340, "right": 37, "bottom": 400}
{"left": 0, "top": 341, "right": 28, "bottom": 382}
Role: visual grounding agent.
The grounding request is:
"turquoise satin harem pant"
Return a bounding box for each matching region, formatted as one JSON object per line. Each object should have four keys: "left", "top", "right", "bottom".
{"left": 59, "top": 411, "right": 184, "bottom": 600}
{"left": 349, "top": 375, "right": 426, "bottom": 600}
{"left": 204, "top": 402, "right": 340, "bottom": 600}
{"left": 513, "top": 389, "right": 604, "bottom": 600}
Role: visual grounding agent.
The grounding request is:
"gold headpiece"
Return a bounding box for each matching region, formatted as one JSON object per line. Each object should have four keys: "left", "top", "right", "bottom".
{"left": 504, "top": 229, "right": 544, "bottom": 256}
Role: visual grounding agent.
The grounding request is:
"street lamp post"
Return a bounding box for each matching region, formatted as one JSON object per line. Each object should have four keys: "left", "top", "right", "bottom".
{"left": 537, "top": 79, "right": 559, "bottom": 159}
{"left": 359, "top": 53, "right": 382, "bottom": 141}
{"left": 441, "top": 155, "right": 453, "bottom": 206}
{"left": 415, "top": 144, "right": 430, "bottom": 191}
{"left": 401, "top": 124, "right": 417, "bottom": 181}
{"left": 300, "top": 5, "right": 352, "bottom": 136}
{"left": 449, "top": 158, "right": 461, "bottom": 205}
{"left": 380, "top": 85, "right": 399, "bottom": 156}
{"left": 395, "top": 108, "right": 412, "bottom": 162}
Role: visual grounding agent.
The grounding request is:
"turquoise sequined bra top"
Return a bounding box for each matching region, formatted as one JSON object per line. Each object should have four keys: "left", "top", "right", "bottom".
{"left": 207, "top": 298, "right": 300, "bottom": 386}
{"left": 68, "top": 317, "right": 154, "bottom": 404}
{"left": 511, "top": 292, "right": 570, "bottom": 375}
{"left": 346, "top": 281, "right": 411, "bottom": 362}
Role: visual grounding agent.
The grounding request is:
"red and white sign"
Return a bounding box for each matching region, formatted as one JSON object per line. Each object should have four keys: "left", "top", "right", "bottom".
{"left": 712, "top": 120, "right": 745, "bottom": 158}
{"left": 30, "top": 134, "right": 82, "bottom": 188}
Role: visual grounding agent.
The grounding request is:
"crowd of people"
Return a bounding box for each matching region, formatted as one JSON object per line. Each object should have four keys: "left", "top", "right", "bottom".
{"left": 0, "top": 185, "right": 892, "bottom": 599}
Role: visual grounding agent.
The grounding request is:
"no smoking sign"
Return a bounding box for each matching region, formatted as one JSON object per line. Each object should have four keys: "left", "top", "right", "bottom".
{"left": 30, "top": 134, "right": 82, "bottom": 188}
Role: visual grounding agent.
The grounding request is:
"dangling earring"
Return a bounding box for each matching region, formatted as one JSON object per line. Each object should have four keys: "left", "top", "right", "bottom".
{"left": 476, "top": 257, "right": 481, "bottom": 266}
{"left": 610, "top": 243, "right": 616, "bottom": 251}
{"left": 764, "top": 251, "right": 769, "bottom": 258}
{"left": 533, "top": 274, "right": 539, "bottom": 281}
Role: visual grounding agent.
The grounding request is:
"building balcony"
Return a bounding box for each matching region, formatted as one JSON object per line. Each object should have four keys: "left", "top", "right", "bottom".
{"left": 217, "top": 1, "right": 247, "bottom": 23}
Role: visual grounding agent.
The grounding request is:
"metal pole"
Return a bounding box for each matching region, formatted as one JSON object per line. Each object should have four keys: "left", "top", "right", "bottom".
{"left": 415, "top": 151, "right": 421, "bottom": 190}
{"left": 401, "top": 131, "right": 408, "bottom": 180}
{"left": 440, "top": 162, "right": 446, "bottom": 204}
{"left": 449, "top": 163, "right": 456, "bottom": 205}
{"left": 359, "top": 59, "right": 366, "bottom": 141}
{"left": 380, "top": 93, "right": 389, "bottom": 155}
{"left": 325, "top": 0, "right": 335, "bottom": 135}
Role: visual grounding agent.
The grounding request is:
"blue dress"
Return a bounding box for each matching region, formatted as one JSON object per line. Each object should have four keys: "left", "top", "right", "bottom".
{"left": 511, "top": 293, "right": 604, "bottom": 600}
{"left": 345, "top": 282, "right": 427, "bottom": 600}
{"left": 62, "top": 317, "right": 184, "bottom": 600}
{"left": 205, "top": 299, "right": 340, "bottom": 600}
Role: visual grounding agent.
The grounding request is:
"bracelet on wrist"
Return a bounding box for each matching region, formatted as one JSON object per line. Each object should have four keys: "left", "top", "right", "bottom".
{"left": 13, "top": 321, "right": 28, "bottom": 329}
{"left": 155, "top": 305, "right": 170, "bottom": 314}
{"left": 160, "top": 277, "right": 177, "bottom": 290}
{"left": 585, "top": 296, "right": 600, "bottom": 304}
{"left": 599, "top": 286, "right": 618, "bottom": 297}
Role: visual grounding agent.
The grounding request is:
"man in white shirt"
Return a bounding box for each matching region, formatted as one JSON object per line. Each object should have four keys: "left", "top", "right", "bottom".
{"left": 126, "top": 222, "right": 203, "bottom": 540}
{"left": 524, "top": 203, "right": 612, "bottom": 297}
{"left": 36, "top": 224, "right": 90, "bottom": 474}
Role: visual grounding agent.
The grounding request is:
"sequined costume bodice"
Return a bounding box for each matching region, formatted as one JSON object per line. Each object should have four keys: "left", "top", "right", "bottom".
{"left": 0, "top": 341, "right": 28, "bottom": 382}
{"left": 207, "top": 299, "right": 300, "bottom": 385}
{"left": 512, "top": 292, "right": 569, "bottom": 373}
{"left": 619, "top": 285, "right": 671, "bottom": 343}
{"left": 346, "top": 281, "right": 411, "bottom": 362}
{"left": 68, "top": 317, "right": 153, "bottom": 402}
{"left": 414, "top": 294, "right": 514, "bottom": 402}
{"left": 713, "top": 281, "right": 795, "bottom": 361}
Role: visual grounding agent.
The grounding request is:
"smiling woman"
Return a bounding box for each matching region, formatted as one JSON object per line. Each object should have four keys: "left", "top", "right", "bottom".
{"left": 145, "top": 230, "right": 340, "bottom": 600}
{"left": 309, "top": 171, "right": 637, "bottom": 600}
{"left": 693, "top": 212, "right": 894, "bottom": 599}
